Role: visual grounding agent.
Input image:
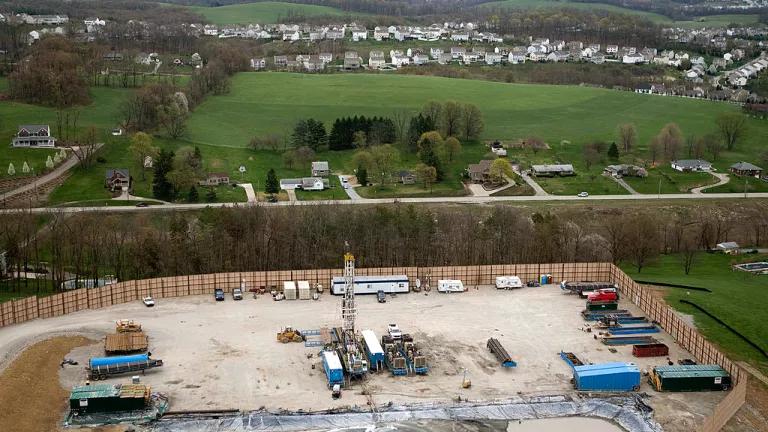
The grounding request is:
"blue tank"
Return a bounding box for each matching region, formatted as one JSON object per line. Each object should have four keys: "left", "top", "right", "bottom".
{"left": 90, "top": 354, "right": 149, "bottom": 368}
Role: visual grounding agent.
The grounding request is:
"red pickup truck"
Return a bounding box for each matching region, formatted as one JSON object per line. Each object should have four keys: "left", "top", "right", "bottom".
{"left": 587, "top": 288, "right": 618, "bottom": 302}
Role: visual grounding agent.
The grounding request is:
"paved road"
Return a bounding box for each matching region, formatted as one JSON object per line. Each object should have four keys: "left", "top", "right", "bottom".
{"left": 3, "top": 192, "right": 767, "bottom": 214}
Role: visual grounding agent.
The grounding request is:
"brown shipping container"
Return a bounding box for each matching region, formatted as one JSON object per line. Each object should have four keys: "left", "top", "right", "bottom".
{"left": 632, "top": 343, "right": 669, "bottom": 357}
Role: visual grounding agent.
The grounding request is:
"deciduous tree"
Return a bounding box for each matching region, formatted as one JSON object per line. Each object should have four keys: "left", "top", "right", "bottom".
{"left": 716, "top": 112, "right": 747, "bottom": 151}
{"left": 617, "top": 123, "right": 637, "bottom": 152}
{"left": 129, "top": 132, "right": 159, "bottom": 181}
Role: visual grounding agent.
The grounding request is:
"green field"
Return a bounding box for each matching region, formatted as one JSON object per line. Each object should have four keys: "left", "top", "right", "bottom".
{"left": 621, "top": 254, "right": 768, "bottom": 374}
{"left": 479, "top": 0, "right": 762, "bottom": 28}
{"left": 623, "top": 165, "right": 717, "bottom": 194}
{"left": 704, "top": 176, "right": 768, "bottom": 194}
{"left": 188, "top": 1, "right": 355, "bottom": 25}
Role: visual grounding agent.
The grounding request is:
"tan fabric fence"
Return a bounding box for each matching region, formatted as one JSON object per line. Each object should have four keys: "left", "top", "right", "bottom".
{"left": 0, "top": 262, "right": 746, "bottom": 431}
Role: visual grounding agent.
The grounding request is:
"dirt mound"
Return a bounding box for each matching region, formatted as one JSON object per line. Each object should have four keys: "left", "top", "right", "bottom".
{"left": 0, "top": 336, "right": 92, "bottom": 432}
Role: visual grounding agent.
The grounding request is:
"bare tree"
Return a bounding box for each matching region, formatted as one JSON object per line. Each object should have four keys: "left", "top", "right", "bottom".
{"left": 617, "top": 123, "right": 637, "bottom": 152}
{"left": 441, "top": 101, "right": 463, "bottom": 138}
{"left": 716, "top": 112, "right": 747, "bottom": 151}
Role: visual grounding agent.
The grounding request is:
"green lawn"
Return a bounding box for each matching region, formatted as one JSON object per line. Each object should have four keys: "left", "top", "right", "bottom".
{"left": 295, "top": 175, "right": 350, "bottom": 200}
{"left": 623, "top": 165, "right": 717, "bottom": 194}
{"left": 704, "top": 176, "right": 768, "bottom": 194}
{"left": 621, "top": 254, "right": 768, "bottom": 374}
{"left": 188, "top": 2, "right": 356, "bottom": 25}
{"left": 0, "top": 86, "right": 132, "bottom": 179}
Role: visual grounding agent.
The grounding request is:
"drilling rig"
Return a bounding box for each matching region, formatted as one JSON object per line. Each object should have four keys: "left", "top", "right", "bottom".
{"left": 335, "top": 252, "right": 368, "bottom": 380}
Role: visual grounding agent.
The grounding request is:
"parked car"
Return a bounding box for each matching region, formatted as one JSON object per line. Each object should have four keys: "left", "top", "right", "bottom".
{"left": 232, "top": 288, "right": 243, "bottom": 300}
{"left": 577, "top": 191, "right": 589, "bottom": 197}
{"left": 387, "top": 323, "right": 402, "bottom": 340}
{"left": 377, "top": 290, "right": 386, "bottom": 303}
{"left": 214, "top": 288, "right": 225, "bottom": 301}
{"left": 135, "top": 202, "right": 149, "bottom": 207}
{"left": 267, "top": 195, "right": 278, "bottom": 203}
{"left": 142, "top": 296, "right": 155, "bottom": 307}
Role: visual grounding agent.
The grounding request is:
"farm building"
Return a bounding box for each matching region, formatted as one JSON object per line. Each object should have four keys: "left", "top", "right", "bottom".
{"left": 531, "top": 164, "right": 575, "bottom": 177}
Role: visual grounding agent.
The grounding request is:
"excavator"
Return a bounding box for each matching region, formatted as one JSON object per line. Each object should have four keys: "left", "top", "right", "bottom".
{"left": 276, "top": 326, "right": 304, "bottom": 343}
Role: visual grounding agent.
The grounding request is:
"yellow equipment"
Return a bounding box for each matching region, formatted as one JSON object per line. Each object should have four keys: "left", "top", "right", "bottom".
{"left": 276, "top": 327, "right": 303, "bottom": 343}
{"left": 116, "top": 319, "right": 142, "bottom": 333}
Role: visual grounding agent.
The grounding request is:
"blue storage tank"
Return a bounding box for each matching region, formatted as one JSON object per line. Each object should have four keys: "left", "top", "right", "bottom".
{"left": 573, "top": 362, "right": 641, "bottom": 392}
{"left": 89, "top": 354, "right": 149, "bottom": 368}
{"left": 321, "top": 350, "right": 344, "bottom": 387}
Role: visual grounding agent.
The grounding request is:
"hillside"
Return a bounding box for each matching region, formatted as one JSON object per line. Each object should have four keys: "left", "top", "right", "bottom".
{"left": 188, "top": 1, "right": 355, "bottom": 25}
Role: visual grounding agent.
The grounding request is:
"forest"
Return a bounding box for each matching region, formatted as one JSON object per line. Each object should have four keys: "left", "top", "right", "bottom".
{"left": 2, "top": 201, "right": 767, "bottom": 292}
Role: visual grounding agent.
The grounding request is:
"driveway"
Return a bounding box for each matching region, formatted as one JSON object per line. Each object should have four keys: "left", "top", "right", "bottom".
{"left": 513, "top": 166, "right": 549, "bottom": 196}
{"left": 339, "top": 175, "right": 363, "bottom": 200}
{"left": 237, "top": 183, "right": 257, "bottom": 203}
{"left": 606, "top": 174, "right": 640, "bottom": 195}
{"left": 286, "top": 189, "right": 297, "bottom": 202}
{"left": 691, "top": 171, "right": 730, "bottom": 194}
{"left": 468, "top": 176, "right": 517, "bottom": 197}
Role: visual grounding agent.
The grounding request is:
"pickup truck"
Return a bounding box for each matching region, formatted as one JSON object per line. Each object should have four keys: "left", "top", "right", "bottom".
{"left": 587, "top": 288, "right": 618, "bottom": 302}
{"left": 232, "top": 288, "right": 243, "bottom": 300}
{"left": 214, "top": 288, "right": 225, "bottom": 301}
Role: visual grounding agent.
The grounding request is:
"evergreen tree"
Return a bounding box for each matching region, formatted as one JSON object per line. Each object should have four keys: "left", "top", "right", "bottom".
{"left": 152, "top": 149, "right": 176, "bottom": 201}
{"left": 307, "top": 119, "right": 328, "bottom": 150}
{"left": 205, "top": 188, "right": 217, "bottom": 202}
{"left": 187, "top": 185, "right": 199, "bottom": 202}
{"left": 608, "top": 142, "right": 620, "bottom": 159}
{"left": 265, "top": 168, "right": 279, "bottom": 194}
{"left": 407, "top": 114, "right": 436, "bottom": 152}
{"left": 357, "top": 166, "right": 368, "bottom": 186}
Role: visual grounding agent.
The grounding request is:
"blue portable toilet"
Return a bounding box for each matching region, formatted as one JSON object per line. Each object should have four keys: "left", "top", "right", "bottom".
{"left": 573, "top": 362, "right": 641, "bottom": 392}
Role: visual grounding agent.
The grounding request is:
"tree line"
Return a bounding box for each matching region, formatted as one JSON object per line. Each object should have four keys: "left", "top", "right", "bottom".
{"left": 2, "top": 201, "right": 767, "bottom": 292}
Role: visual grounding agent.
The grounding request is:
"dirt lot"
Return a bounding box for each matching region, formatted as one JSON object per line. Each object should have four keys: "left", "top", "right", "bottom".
{"left": 0, "top": 285, "right": 730, "bottom": 431}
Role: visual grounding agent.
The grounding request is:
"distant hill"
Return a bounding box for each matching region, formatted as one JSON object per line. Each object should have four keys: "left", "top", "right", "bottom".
{"left": 187, "top": 1, "right": 354, "bottom": 24}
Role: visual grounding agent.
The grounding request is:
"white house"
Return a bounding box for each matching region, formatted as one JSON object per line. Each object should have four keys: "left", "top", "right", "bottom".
{"left": 369, "top": 51, "right": 386, "bottom": 68}
{"left": 250, "top": 58, "right": 266, "bottom": 70}
{"left": 12, "top": 125, "right": 56, "bottom": 148}
{"left": 373, "top": 27, "right": 389, "bottom": 41}
{"left": 84, "top": 17, "right": 106, "bottom": 26}
{"left": 485, "top": 52, "right": 503, "bottom": 65}
{"left": 391, "top": 54, "right": 410, "bottom": 67}
{"left": 606, "top": 45, "right": 618, "bottom": 55}
{"left": 430, "top": 47, "right": 444, "bottom": 59}
{"left": 351, "top": 28, "right": 367, "bottom": 41}
{"left": 412, "top": 53, "right": 430, "bottom": 65}
{"left": 450, "top": 32, "right": 469, "bottom": 42}
{"left": 671, "top": 159, "right": 712, "bottom": 172}
{"left": 622, "top": 53, "right": 645, "bottom": 64}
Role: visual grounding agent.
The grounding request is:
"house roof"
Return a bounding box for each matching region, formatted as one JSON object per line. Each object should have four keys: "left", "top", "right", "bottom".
{"left": 18, "top": 124, "right": 49, "bottom": 131}
{"left": 312, "top": 161, "right": 329, "bottom": 170}
{"left": 106, "top": 168, "right": 129, "bottom": 179}
{"left": 398, "top": 170, "right": 414, "bottom": 177}
{"left": 731, "top": 161, "right": 762, "bottom": 171}
{"left": 532, "top": 164, "right": 574, "bottom": 173}
{"left": 673, "top": 159, "right": 711, "bottom": 168}
{"left": 717, "top": 241, "right": 739, "bottom": 249}
{"left": 468, "top": 159, "right": 493, "bottom": 174}
{"left": 207, "top": 172, "right": 229, "bottom": 178}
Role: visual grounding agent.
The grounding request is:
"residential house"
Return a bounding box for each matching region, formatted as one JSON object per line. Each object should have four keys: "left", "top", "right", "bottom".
{"left": 451, "top": 32, "right": 469, "bottom": 42}
{"left": 11, "top": 125, "right": 56, "bottom": 148}
{"left": 311, "top": 161, "right": 330, "bottom": 177}
{"left": 326, "top": 29, "right": 344, "bottom": 40}
{"left": 203, "top": 25, "right": 218, "bottom": 36}
{"left": 529, "top": 52, "right": 547, "bottom": 62}
{"left": 450, "top": 46, "right": 466, "bottom": 59}
{"left": 273, "top": 55, "right": 288, "bottom": 68}
{"left": 412, "top": 53, "right": 430, "bottom": 65}
{"left": 84, "top": 17, "right": 105, "bottom": 27}
{"left": 671, "top": 159, "right": 712, "bottom": 172}
{"left": 301, "top": 177, "right": 325, "bottom": 190}
{"left": 729, "top": 161, "right": 763, "bottom": 178}
{"left": 199, "top": 172, "right": 230, "bottom": 186}
{"left": 508, "top": 47, "right": 527, "bottom": 64}
{"left": 604, "top": 164, "right": 647, "bottom": 178}
{"left": 344, "top": 51, "right": 361, "bottom": 69}
{"left": 622, "top": 53, "right": 645, "bottom": 64}
{"left": 250, "top": 57, "right": 266, "bottom": 70}
{"left": 391, "top": 53, "right": 410, "bottom": 67}
{"left": 369, "top": 50, "right": 386, "bottom": 68}
{"left": 105, "top": 169, "right": 130, "bottom": 191}
{"left": 19, "top": 14, "right": 69, "bottom": 25}
{"left": 590, "top": 52, "right": 606, "bottom": 64}
{"left": 373, "top": 26, "right": 389, "bottom": 41}
{"left": 461, "top": 51, "right": 480, "bottom": 64}
{"left": 485, "top": 52, "right": 503, "bottom": 65}
{"left": 437, "top": 53, "right": 452, "bottom": 65}
{"left": 282, "top": 30, "right": 300, "bottom": 41}
{"left": 351, "top": 27, "right": 367, "bottom": 41}
{"left": 531, "top": 164, "right": 575, "bottom": 177}
{"left": 547, "top": 51, "right": 569, "bottom": 62}
{"left": 430, "top": 47, "right": 444, "bottom": 59}
{"left": 716, "top": 242, "right": 740, "bottom": 255}
{"left": 319, "top": 53, "right": 333, "bottom": 64}
{"left": 396, "top": 170, "right": 415, "bottom": 185}
{"left": 467, "top": 160, "right": 493, "bottom": 183}
{"left": 635, "top": 83, "right": 652, "bottom": 94}
{"left": 309, "top": 31, "right": 324, "bottom": 41}
{"left": 606, "top": 45, "right": 618, "bottom": 55}
{"left": 304, "top": 57, "right": 325, "bottom": 72}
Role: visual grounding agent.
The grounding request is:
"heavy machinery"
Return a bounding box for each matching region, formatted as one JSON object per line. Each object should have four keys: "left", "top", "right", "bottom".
{"left": 381, "top": 335, "right": 408, "bottom": 376}
{"left": 402, "top": 335, "right": 429, "bottom": 375}
{"left": 276, "top": 327, "right": 304, "bottom": 343}
{"left": 116, "top": 319, "right": 141, "bottom": 333}
{"left": 336, "top": 253, "right": 368, "bottom": 379}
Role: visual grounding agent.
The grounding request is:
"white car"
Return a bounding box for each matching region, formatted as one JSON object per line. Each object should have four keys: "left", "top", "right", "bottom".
{"left": 577, "top": 192, "right": 589, "bottom": 197}
{"left": 142, "top": 296, "right": 155, "bottom": 307}
{"left": 387, "top": 323, "right": 402, "bottom": 340}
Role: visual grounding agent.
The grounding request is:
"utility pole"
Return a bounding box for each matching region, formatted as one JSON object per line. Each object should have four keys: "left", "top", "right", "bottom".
{"left": 658, "top": 178, "right": 662, "bottom": 199}
{"left": 744, "top": 177, "right": 748, "bottom": 199}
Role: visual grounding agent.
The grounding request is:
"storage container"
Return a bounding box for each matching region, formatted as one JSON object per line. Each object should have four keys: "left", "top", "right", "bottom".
{"left": 650, "top": 365, "right": 731, "bottom": 392}
{"left": 297, "top": 280, "right": 311, "bottom": 300}
{"left": 632, "top": 343, "right": 670, "bottom": 357}
{"left": 586, "top": 301, "right": 618, "bottom": 311}
{"left": 573, "top": 362, "right": 641, "bottom": 392}
{"left": 283, "top": 281, "right": 297, "bottom": 300}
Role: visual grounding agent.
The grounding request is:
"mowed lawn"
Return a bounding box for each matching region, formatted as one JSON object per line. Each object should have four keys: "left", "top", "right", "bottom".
{"left": 622, "top": 254, "right": 768, "bottom": 374}
{"left": 188, "top": 2, "right": 355, "bottom": 25}
{"left": 184, "top": 73, "right": 767, "bottom": 195}
{"left": 0, "top": 86, "right": 132, "bottom": 178}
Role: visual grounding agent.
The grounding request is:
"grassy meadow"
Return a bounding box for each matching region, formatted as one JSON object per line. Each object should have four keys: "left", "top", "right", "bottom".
{"left": 622, "top": 254, "right": 768, "bottom": 374}
{"left": 188, "top": 2, "right": 356, "bottom": 25}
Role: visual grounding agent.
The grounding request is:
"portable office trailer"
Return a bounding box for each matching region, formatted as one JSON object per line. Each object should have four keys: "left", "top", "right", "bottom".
{"left": 650, "top": 365, "right": 731, "bottom": 392}
{"left": 495, "top": 276, "right": 523, "bottom": 289}
{"left": 321, "top": 350, "right": 344, "bottom": 387}
{"left": 297, "top": 280, "right": 311, "bottom": 300}
{"left": 361, "top": 329, "right": 385, "bottom": 371}
{"left": 437, "top": 279, "right": 465, "bottom": 293}
{"left": 331, "top": 275, "right": 409, "bottom": 295}
{"left": 572, "top": 362, "right": 641, "bottom": 392}
{"left": 283, "top": 281, "right": 297, "bottom": 300}
{"left": 69, "top": 384, "right": 150, "bottom": 414}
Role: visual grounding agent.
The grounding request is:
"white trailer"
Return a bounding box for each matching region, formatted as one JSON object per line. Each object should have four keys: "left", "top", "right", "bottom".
{"left": 495, "top": 276, "right": 523, "bottom": 289}
{"left": 437, "top": 279, "right": 465, "bottom": 293}
{"left": 331, "top": 275, "right": 409, "bottom": 295}
{"left": 283, "top": 281, "right": 297, "bottom": 300}
{"left": 297, "top": 280, "right": 311, "bottom": 300}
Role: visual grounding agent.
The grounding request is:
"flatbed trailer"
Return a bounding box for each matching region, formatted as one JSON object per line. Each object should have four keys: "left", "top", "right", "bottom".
{"left": 487, "top": 338, "right": 517, "bottom": 368}
{"left": 88, "top": 358, "right": 163, "bottom": 380}
{"left": 601, "top": 336, "right": 658, "bottom": 346}
{"left": 608, "top": 325, "right": 660, "bottom": 335}
{"left": 559, "top": 351, "right": 584, "bottom": 368}
{"left": 581, "top": 310, "right": 631, "bottom": 320}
